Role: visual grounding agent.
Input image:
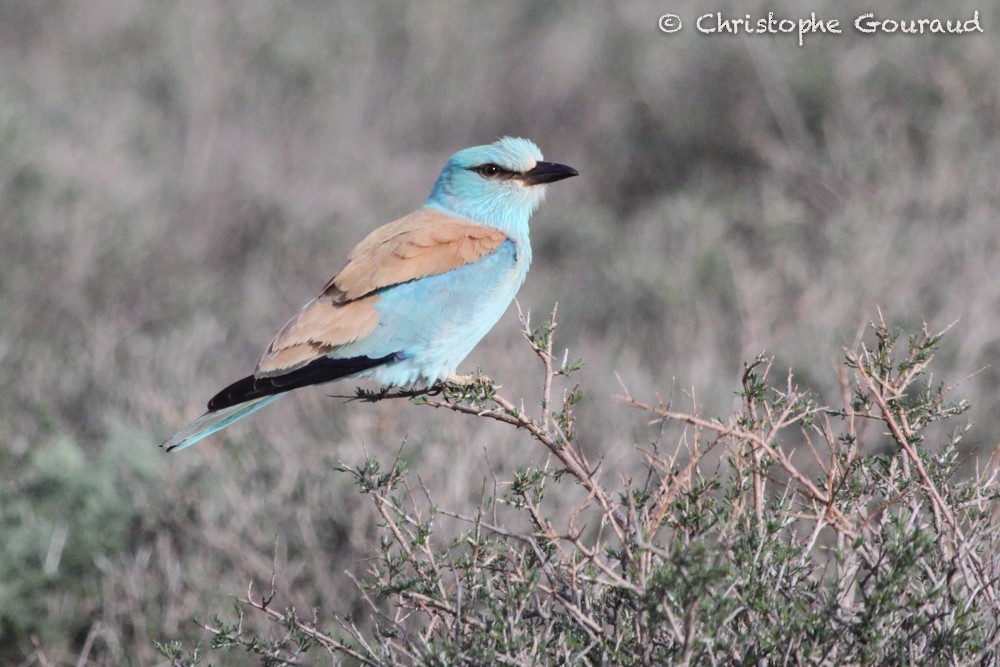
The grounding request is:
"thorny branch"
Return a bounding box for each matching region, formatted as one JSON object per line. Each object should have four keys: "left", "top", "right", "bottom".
{"left": 220, "top": 309, "right": 1000, "bottom": 665}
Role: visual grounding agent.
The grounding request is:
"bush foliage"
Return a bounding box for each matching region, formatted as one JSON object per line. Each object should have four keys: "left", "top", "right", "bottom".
{"left": 158, "top": 311, "right": 1000, "bottom": 666}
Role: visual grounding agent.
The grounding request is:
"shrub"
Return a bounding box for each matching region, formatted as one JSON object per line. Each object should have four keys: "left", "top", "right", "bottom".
{"left": 159, "top": 308, "right": 1000, "bottom": 665}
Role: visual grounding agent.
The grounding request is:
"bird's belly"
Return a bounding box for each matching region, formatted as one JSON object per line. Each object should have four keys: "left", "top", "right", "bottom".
{"left": 341, "top": 240, "right": 527, "bottom": 387}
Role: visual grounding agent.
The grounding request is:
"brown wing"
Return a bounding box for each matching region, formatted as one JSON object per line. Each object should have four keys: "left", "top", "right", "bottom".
{"left": 255, "top": 295, "right": 380, "bottom": 376}
{"left": 323, "top": 207, "right": 508, "bottom": 303}
{"left": 255, "top": 208, "right": 507, "bottom": 377}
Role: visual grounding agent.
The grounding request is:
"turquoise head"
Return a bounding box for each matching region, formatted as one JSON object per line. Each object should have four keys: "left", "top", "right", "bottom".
{"left": 426, "top": 137, "right": 577, "bottom": 236}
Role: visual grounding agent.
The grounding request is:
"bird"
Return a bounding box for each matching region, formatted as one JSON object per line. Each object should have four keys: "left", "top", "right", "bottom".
{"left": 161, "top": 137, "right": 578, "bottom": 451}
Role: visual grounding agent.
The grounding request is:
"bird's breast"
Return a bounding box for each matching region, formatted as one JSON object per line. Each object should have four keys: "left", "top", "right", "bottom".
{"left": 356, "top": 237, "right": 529, "bottom": 387}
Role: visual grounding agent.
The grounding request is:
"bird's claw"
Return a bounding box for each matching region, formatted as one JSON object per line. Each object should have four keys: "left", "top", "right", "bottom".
{"left": 445, "top": 372, "right": 495, "bottom": 387}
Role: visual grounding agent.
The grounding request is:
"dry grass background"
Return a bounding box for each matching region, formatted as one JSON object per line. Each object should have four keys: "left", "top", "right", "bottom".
{"left": 2, "top": 0, "right": 999, "bottom": 664}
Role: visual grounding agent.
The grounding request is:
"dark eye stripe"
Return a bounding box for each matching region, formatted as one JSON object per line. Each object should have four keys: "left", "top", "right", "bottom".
{"left": 469, "top": 163, "right": 517, "bottom": 179}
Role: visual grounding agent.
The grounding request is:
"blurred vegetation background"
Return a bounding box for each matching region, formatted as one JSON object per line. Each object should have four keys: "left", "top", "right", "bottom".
{"left": 2, "top": 0, "right": 998, "bottom": 663}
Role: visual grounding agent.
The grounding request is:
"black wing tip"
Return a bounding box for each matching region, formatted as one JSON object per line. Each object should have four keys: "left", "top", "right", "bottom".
{"left": 207, "top": 375, "right": 257, "bottom": 411}
{"left": 206, "top": 353, "right": 398, "bottom": 411}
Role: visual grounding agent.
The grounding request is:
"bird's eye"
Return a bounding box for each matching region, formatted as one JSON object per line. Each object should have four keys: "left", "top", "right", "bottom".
{"left": 477, "top": 164, "right": 501, "bottom": 177}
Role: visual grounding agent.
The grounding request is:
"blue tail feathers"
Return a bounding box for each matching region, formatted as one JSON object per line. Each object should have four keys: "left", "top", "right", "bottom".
{"left": 161, "top": 353, "right": 397, "bottom": 452}
{"left": 161, "top": 395, "right": 284, "bottom": 452}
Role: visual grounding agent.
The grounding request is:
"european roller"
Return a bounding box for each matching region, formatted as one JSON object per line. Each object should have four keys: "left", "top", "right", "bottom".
{"left": 162, "top": 137, "right": 577, "bottom": 451}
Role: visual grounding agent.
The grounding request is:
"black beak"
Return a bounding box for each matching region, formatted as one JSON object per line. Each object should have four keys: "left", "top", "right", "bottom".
{"left": 520, "top": 161, "right": 579, "bottom": 186}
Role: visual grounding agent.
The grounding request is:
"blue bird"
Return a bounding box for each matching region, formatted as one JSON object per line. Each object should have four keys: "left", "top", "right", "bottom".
{"left": 162, "top": 137, "right": 577, "bottom": 451}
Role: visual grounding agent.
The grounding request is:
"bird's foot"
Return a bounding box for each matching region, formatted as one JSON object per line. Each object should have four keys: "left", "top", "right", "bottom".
{"left": 445, "top": 372, "right": 494, "bottom": 387}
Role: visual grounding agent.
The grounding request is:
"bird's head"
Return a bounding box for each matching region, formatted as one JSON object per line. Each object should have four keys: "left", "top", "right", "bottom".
{"left": 426, "top": 137, "right": 578, "bottom": 233}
